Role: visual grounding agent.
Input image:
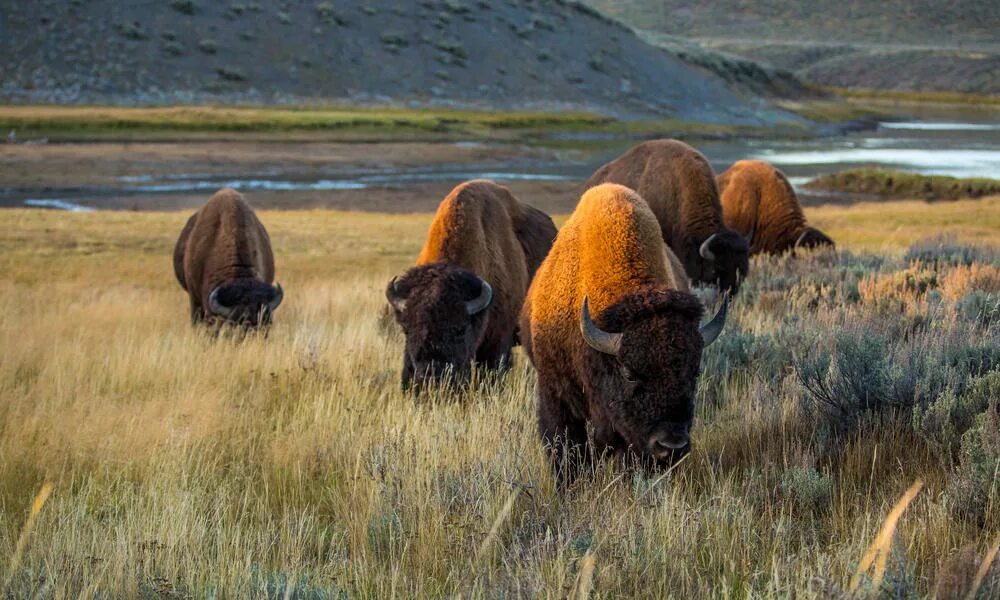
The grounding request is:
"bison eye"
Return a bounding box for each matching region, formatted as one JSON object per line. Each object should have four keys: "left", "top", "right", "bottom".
{"left": 619, "top": 363, "right": 638, "bottom": 383}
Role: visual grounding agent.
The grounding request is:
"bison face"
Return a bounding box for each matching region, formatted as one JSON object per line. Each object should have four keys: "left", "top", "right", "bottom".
{"left": 795, "top": 227, "right": 835, "bottom": 251}
{"left": 386, "top": 263, "right": 493, "bottom": 392}
{"left": 207, "top": 279, "right": 283, "bottom": 328}
{"left": 693, "top": 229, "right": 750, "bottom": 295}
{"left": 579, "top": 290, "right": 727, "bottom": 466}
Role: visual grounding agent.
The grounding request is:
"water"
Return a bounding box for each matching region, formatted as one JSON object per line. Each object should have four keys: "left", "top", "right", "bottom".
{"left": 6, "top": 115, "right": 999, "bottom": 211}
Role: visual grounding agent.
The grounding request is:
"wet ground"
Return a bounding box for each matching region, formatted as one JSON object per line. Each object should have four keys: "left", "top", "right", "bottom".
{"left": 2, "top": 112, "right": 998, "bottom": 213}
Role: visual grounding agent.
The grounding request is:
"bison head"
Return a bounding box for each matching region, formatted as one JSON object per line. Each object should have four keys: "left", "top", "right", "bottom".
{"left": 207, "top": 280, "right": 283, "bottom": 327}
{"left": 386, "top": 263, "right": 493, "bottom": 391}
{"left": 578, "top": 289, "right": 726, "bottom": 466}
{"left": 695, "top": 228, "right": 750, "bottom": 294}
{"left": 795, "top": 227, "right": 835, "bottom": 251}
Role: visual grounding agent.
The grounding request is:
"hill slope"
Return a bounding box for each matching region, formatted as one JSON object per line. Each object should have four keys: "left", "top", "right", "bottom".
{"left": 586, "top": 0, "right": 1000, "bottom": 95}
{"left": 0, "top": 0, "right": 801, "bottom": 124}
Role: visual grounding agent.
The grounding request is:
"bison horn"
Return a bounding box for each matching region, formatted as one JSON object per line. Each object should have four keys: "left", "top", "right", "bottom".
{"left": 745, "top": 225, "right": 756, "bottom": 246}
{"left": 386, "top": 276, "right": 407, "bottom": 312}
{"left": 580, "top": 296, "right": 622, "bottom": 356}
{"left": 794, "top": 229, "right": 810, "bottom": 248}
{"left": 699, "top": 233, "right": 719, "bottom": 262}
{"left": 268, "top": 283, "right": 283, "bottom": 312}
{"left": 465, "top": 277, "right": 493, "bottom": 316}
{"left": 208, "top": 286, "right": 234, "bottom": 318}
{"left": 699, "top": 294, "right": 728, "bottom": 347}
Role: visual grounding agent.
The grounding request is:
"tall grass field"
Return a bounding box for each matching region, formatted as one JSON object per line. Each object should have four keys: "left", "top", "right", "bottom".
{"left": 1, "top": 199, "right": 999, "bottom": 598}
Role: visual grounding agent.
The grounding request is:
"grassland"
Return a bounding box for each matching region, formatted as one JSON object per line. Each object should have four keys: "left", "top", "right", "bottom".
{"left": 1, "top": 199, "right": 999, "bottom": 597}
{"left": 0, "top": 105, "right": 810, "bottom": 143}
{"left": 808, "top": 170, "right": 1000, "bottom": 202}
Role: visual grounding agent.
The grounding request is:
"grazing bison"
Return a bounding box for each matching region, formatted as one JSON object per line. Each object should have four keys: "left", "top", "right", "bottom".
{"left": 386, "top": 180, "right": 557, "bottom": 390}
{"left": 520, "top": 183, "right": 727, "bottom": 484}
{"left": 585, "top": 139, "right": 749, "bottom": 294}
{"left": 173, "top": 188, "right": 283, "bottom": 327}
{"left": 718, "top": 160, "right": 834, "bottom": 255}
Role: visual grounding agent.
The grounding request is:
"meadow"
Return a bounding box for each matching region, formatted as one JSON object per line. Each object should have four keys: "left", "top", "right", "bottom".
{"left": 1, "top": 198, "right": 999, "bottom": 598}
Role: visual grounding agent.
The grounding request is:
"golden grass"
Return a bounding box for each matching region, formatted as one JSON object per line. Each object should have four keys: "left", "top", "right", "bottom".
{"left": 0, "top": 202, "right": 998, "bottom": 597}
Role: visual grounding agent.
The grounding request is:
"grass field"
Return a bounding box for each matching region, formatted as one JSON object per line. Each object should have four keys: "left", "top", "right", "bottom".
{"left": 1, "top": 198, "right": 999, "bottom": 598}
{"left": 0, "top": 105, "right": 814, "bottom": 142}
{"left": 807, "top": 170, "right": 1000, "bottom": 202}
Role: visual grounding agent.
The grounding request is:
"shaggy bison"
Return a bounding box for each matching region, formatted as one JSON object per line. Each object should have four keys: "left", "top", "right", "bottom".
{"left": 386, "top": 180, "right": 557, "bottom": 391}
{"left": 173, "top": 188, "right": 283, "bottom": 327}
{"left": 585, "top": 139, "right": 749, "bottom": 294}
{"left": 718, "top": 160, "right": 834, "bottom": 254}
{"left": 520, "top": 183, "right": 727, "bottom": 484}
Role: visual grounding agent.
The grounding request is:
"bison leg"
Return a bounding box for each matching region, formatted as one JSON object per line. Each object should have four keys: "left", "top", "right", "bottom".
{"left": 537, "top": 383, "right": 589, "bottom": 489}
{"left": 400, "top": 353, "right": 415, "bottom": 391}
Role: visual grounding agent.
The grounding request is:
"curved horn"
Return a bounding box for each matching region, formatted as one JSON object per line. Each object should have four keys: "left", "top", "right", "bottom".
{"left": 385, "top": 276, "right": 407, "bottom": 312}
{"left": 699, "top": 294, "right": 728, "bottom": 347}
{"left": 794, "top": 229, "right": 810, "bottom": 248}
{"left": 745, "top": 224, "right": 756, "bottom": 246}
{"left": 465, "top": 278, "right": 493, "bottom": 316}
{"left": 580, "top": 296, "right": 622, "bottom": 356}
{"left": 208, "top": 286, "right": 234, "bottom": 318}
{"left": 699, "top": 233, "right": 719, "bottom": 261}
{"left": 267, "top": 283, "right": 283, "bottom": 312}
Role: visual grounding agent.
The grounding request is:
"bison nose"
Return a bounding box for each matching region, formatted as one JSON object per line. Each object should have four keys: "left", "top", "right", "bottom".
{"left": 648, "top": 429, "right": 690, "bottom": 459}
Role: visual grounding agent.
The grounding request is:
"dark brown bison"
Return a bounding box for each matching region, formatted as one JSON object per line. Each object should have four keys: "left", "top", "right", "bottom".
{"left": 520, "top": 183, "right": 727, "bottom": 484}
{"left": 173, "top": 188, "right": 283, "bottom": 327}
{"left": 718, "top": 159, "right": 834, "bottom": 255}
{"left": 386, "top": 179, "right": 557, "bottom": 390}
{"left": 585, "top": 139, "right": 749, "bottom": 294}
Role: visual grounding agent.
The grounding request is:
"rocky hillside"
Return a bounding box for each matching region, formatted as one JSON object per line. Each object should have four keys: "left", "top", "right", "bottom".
{"left": 0, "top": 0, "right": 802, "bottom": 125}
{"left": 586, "top": 0, "right": 1000, "bottom": 96}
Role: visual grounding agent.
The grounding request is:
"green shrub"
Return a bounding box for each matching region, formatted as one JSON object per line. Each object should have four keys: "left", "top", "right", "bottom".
{"left": 162, "top": 40, "right": 185, "bottom": 56}
{"left": 198, "top": 39, "right": 217, "bottom": 54}
{"left": 169, "top": 0, "right": 197, "bottom": 15}
{"left": 947, "top": 402, "right": 1000, "bottom": 524}
{"left": 780, "top": 467, "right": 833, "bottom": 513}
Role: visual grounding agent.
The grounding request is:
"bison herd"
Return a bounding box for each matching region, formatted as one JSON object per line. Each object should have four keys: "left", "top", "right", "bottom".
{"left": 174, "top": 138, "right": 834, "bottom": 484}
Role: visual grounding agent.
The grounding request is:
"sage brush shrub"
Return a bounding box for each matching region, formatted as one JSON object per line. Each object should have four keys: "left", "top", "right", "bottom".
{"left": 905, "top": 235, "right": 1000, "bottom": 268}
{"left": 947, "top": 401, "right": 1000, "bottom": 524}
{"left": 956, "top": 290, "right": 1000, "bottom": 327}
{"left": 779, "top": 467, "right": 832, "bottom": 513}
{"left": 912, "top": 370, "right": 1000, "bottom": 460}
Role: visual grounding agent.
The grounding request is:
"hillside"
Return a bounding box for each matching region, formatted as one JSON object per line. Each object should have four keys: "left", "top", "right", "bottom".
{"left": 0, "top": 0, "right": 802, "bottom": 125}
{"left": 586, "top": 0, "right": 1000, "bottom": 96}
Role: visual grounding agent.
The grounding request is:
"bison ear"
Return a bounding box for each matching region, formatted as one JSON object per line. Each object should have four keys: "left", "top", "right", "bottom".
{"left": 386, "top": 277, "right": 408, "bottom": 312}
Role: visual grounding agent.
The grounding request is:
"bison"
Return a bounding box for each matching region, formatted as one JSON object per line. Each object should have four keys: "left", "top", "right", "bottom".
{"left": 386, "top": 180, "right": 557, "bottom": 391}
{"left": 173, "top": 188, "right": 283, "bottom": 328}
{"left": 585, "top": 139, "right": 749, "bottom": 294}
{"left": 718, "top": 159, "right": 834, "bottom": 255}
{"left": 520, "top": 183, "right": 727, "bottom": 484}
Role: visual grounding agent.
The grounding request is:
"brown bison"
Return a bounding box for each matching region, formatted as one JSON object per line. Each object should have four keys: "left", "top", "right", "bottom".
{"left": 585, "top": 139, "right": 749, "bottom": 294}
{"left": 386, "top": 180, "right": 557, "bottom": 390}
{"left": 173, "top": 188, "right": 283, "bottom": 327}
{"left": 718, "top": 160, "right": 834, "bottom": 255}
{"left": 520, "top": 183, "right": 727, "bottom": 484}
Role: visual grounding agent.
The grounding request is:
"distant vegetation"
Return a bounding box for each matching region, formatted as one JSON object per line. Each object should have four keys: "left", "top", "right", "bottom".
{"left": 808, "top": 169, "right": 1000, "bottom": 201}
{"left": 0, "top": 105, "right": 817, "bottom": 142}
{"left": 1, "top": 203, "right": 999, "bottom": 596}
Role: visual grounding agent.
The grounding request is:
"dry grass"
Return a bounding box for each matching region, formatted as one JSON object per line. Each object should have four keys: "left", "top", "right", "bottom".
{"left": 1, "top": 202, "right": 999, "bottom": 598}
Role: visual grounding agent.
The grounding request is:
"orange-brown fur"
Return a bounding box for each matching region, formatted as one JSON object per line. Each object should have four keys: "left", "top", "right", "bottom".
{"left": 173, "top": 188, "right": 277, "bottom": 324}
{"left": 584, "top": 139, "right": 748, "bottom": 291}
{"left": 521, "top": 184, "right": 710, "bottom": 482}
{"left": 718, "top": 160, "right": 834, "bottom": 255}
